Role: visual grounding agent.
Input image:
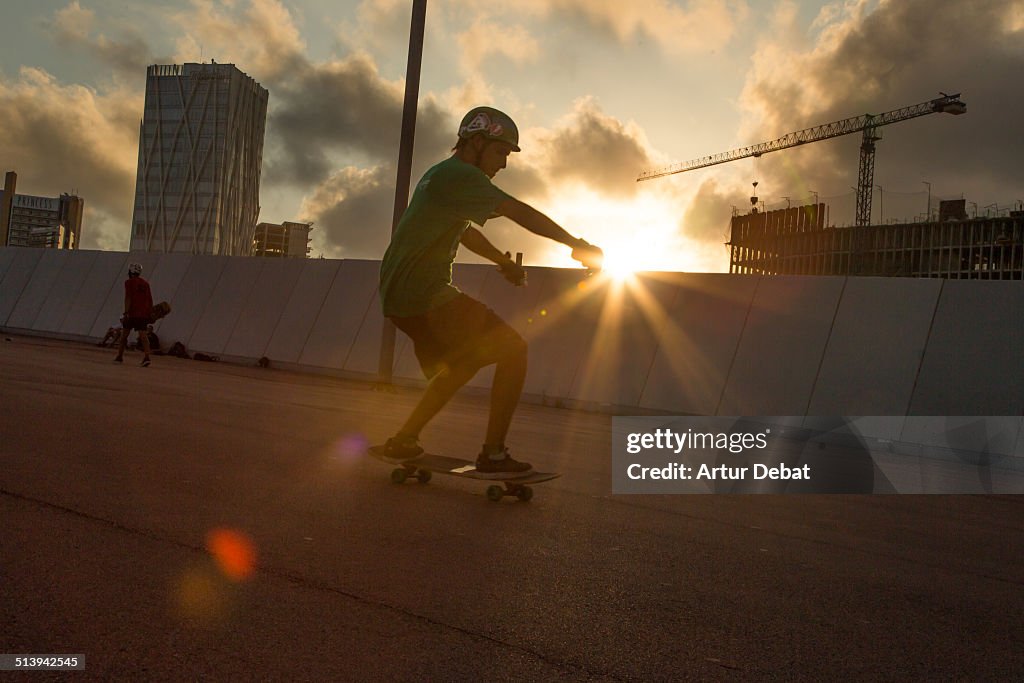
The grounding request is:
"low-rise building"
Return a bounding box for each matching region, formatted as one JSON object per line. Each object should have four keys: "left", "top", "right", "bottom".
{"left": 252, "top": 221, "right": 312, "bottom": 258}
{"left": 0, "top": 171, "right": 83, "bottom": 249}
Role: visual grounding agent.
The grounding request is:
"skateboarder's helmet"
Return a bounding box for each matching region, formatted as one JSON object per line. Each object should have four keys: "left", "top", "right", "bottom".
{"left": 128, "top": 263, "right": 143, "bottom": 276}
{"left": 458, "top": 107, "right": 520, "bottom": 152}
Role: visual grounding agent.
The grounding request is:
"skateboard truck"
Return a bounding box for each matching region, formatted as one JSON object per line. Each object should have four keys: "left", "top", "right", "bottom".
{"left": 485, "top": 481, "right": 535, "bottom": 502}
{"left": 371, "top": 448, "right": 558, "bottom": 502}
{"left": 389, "top": 462, "right": 537, "bottom": 501}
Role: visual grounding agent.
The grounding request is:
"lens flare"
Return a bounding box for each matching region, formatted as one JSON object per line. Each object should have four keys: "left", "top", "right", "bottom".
{"left": 331, "top": 432, "right": 369, "bottom": 462}
{"left": 205, "top": 528, "right": 257, "bottom": 582}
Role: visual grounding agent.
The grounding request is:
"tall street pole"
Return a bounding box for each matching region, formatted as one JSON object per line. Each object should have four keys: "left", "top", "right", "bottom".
{"left": 378, "top": 0, "right": 426, "bottom": 386}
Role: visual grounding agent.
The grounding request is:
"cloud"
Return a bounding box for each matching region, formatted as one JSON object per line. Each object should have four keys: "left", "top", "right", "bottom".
{"left": 49, "top": 0, "right": 164, "bottom": 77}
{"left": 517, "top": 0, "right": 747, "bottom": 55}
{"left": 0, "top": 67, "right": 141, "bottom": 250}
{"left": 298, "top": 166, "right": 395, "bottom": 258}
{"left": 680, "top": 0, "right": 1024, "bottom": 231}
{"left": 536, "top": 98, "right": 653, "bottom": 198}
{"left": 456, "top": 19, "right": 541, "bottom": 74}
{"left": 264, "top": 53, "right": 453, "bottom": 186}
{"left": 170, "top": 0, "right": 307, "bottom": 81}
{"left": 342, "top": 0, "right": 747, "bottom": 66}
{"left": 336, "top": 0, "right": 411, "bottom": 58}
{"left": 683, "top": 178, "right": 745, "bottom": 242}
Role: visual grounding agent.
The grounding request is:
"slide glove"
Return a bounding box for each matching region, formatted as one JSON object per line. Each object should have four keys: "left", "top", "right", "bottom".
{"left": 571, "top": 240, "right": 605, "bottom": 271}
{"left": 498, "top": 252, "right": 527, "bottom": 286}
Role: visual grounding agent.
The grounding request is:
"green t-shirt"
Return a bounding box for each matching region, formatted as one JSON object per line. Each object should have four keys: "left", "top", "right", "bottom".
{"left": 379, "top": 156, "right": 511, "bottom": 317}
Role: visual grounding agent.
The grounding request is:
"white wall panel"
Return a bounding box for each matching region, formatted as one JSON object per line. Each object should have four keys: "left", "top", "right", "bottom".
{"left": 520, "top": 267, "right": 599, "bottom": 401}
{"left": 300, "top": 259, "right": 380, "bottom": 372}
{"left": 147, "top": 253, "right": 194, "bottom": 335}
{"left": 808, "top": 277, "right": 941, "bottom": 415}
{"left": 6, "top": 249, "right": 70, "bottom": 330}
{"left": 150, "top": 256, "right": 228, "bottom": 347}
{"left": 60, "top": 251, "right": 128, "bottom": 336}
{"left": 189, "top": 258, "right": 264, "bottom": 354}
{"left": 639, "top": 273, "right": 760, "bottom": 415}
{"left": 35, "top": 250, "right": 98, "bottom": 332}
{"left": 910, "top": 281, "right": 1024, "bottom": 415}
{"left": 88, "top": 253, "right": 164, "bottom": 338}
{"left": 567, "top": 273, "right": 681, "bottom": 408}
{"left": 0, "top": 248, "right": 45, "bottom": 327}
{"left": 264, "top": 259, "right": 340, "bottom": 363}
{"left": 224, "top": 258, "right": 306, "bottom": 359}
{"left": 718, "top": 275, "right": 845, "bottom": 415}
{"left": 0, "top": 247, "right": 18, "bottom": 282}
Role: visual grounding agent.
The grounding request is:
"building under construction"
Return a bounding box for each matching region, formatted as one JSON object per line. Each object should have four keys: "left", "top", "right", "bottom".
{"left": 728, "top": 199, "right": 1024, "bottom": 279}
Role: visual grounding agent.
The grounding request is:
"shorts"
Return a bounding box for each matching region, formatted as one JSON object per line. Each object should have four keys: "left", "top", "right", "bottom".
{"left": 389, "top": 294, "right": 525, "bottom": 379}
{"left": 122, "top": 316, "right": 150, "bottom": 332}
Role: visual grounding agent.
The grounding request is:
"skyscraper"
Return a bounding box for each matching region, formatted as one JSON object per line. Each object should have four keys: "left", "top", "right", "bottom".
{"left": 130, "top": 63, "right": 268, "bottom": 255}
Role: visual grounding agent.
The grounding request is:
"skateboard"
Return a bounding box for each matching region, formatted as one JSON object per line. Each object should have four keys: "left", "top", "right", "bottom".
{"left": 151, "top": 301, "right": 171, "bottom": 322}
{"left": 369, "top": 448, "right": 560, "bottom": 502}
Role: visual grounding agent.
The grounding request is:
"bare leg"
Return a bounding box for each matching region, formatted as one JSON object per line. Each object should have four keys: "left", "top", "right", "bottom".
{"left": 398, "top": 330, "right": 527, "bottom": 446}
{"left": 139, "top": 330, "right": 152, "bottom": 364}
{"left": 485, "top": 339, "right": 528, "bottom": 446}
{"left": 114, "top": 328, "right": 129, "bottom": 361}
{"left": 397, "top": 363, "right": 479, "bottom": 438}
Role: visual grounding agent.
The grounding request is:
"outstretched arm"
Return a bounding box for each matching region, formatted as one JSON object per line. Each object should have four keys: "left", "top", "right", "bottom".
{"left": 495, "top": 198, "right": 603, "bottom": 268}
{"left": 460, "top": 226, "right": 508, "bottom": 264}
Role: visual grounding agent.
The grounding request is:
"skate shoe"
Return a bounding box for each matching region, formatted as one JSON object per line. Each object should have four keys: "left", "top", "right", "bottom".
{"left": 369, "top": 435, "right": 424, "bottom": 463}
{"left": 475, "top": 446, "right": 533, "bottom": 479}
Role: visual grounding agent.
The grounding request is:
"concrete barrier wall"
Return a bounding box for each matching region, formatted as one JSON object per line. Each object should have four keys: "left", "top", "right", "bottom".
{"left": 150, "top": 255, "right": 227, "bottom": 348}
{"left": 808, "top": 278, "right": 941, "bottom": 416}
{"left": 224, "top": 258, "right": 306, "bottom": 360}
{"left": 300, "top": 259, "right": 380, "bottom": 373}
{"left": 6, "top": 249, "right": 69, "bottom": 330}
{"left": 0, "top": 248, "right": 44, "bottom": 326}
{"left": 719, "top": 276, "right": 847, "bottom": 415}
{"left": 264, "top": 259, "right": 340, "bottom": 363}
{"left": 189, "top": 257, "right": 265, "bottom": 355}
{"left": 34, "top": 250, "right": 97, "bottom": 333}
{"left": 61, "top": 251, "right": 128, "bottom": 337}
{"left": 639, "top": 273, "right": 759, "bottom": 415}
{"left": 909, "top": 280, "right": 1024, "bottom": 416}
{"left": 2, "top": 247, "right": 1021, "bottom": 416}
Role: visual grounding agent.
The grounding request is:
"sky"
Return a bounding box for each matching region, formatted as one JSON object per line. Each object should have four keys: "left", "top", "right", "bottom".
{"left": 1, "top": 0, "right": 1021, "bottom": 272}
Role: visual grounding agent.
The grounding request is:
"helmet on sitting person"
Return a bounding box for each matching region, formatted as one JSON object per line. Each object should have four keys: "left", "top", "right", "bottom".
{"left": 458, "top": 106, "right": 521, "bottom": 152}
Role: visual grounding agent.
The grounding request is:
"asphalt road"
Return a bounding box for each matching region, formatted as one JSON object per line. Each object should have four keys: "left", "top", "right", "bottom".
{"left": 1, "top": 336, "right": 1022, "bottom": 680}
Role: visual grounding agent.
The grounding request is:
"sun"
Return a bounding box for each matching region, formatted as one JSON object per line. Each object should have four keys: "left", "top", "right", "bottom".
{"left": 541, "top": 187, "right": 697, "bottom": 275}
{"left": 598, "top": 244, "right": 644, "bottom": 282}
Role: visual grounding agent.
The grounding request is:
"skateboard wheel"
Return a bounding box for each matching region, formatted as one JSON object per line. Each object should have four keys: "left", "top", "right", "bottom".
{"left": 416, "top": 469, "right": 432, "bottom": 484}
{"left": 516, "top": 486, "right": 534, "bottom": 502}
{"left": 391, "top": 468, "right": 408, "bottom": 484}
{"left": 486, "top": 485, "right": 504, "bottom": 502}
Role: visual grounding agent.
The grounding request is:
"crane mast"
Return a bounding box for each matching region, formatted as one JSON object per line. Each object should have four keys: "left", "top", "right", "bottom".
{"left": 638, "top": 93, "right": 966, "bottom": 227}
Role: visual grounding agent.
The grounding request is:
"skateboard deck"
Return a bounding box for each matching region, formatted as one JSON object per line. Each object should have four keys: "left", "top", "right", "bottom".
{"left": 151, "top": 301, "right": 171, "bottom": 322}
{"left": 369, "top": 448, "right": 560, "bottom": 501}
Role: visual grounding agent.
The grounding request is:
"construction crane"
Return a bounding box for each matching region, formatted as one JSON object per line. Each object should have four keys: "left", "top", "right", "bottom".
{"left": 638, "top": 93, "right": 966, "bottom": 227}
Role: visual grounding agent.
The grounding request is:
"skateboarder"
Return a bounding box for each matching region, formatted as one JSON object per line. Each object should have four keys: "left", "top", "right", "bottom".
{"left": 374, "top": 106, "right": 603, "bottom": 477}
{"left": 114, "top": 262, "right": 154, "bottom": 367}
